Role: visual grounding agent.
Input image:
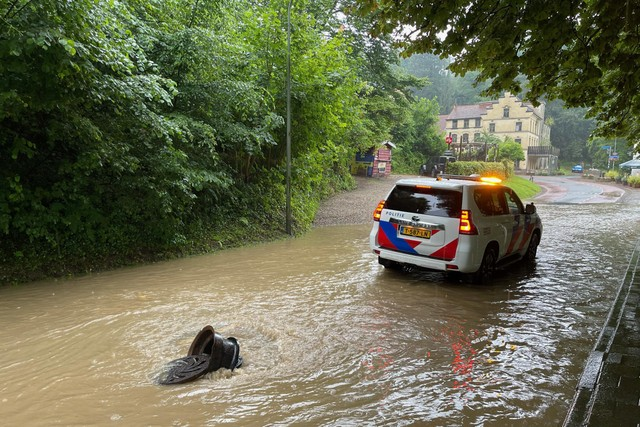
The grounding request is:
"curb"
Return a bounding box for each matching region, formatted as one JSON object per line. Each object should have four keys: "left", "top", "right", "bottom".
{"left": 563, "top": 239, "right": 640, "bottom": 426}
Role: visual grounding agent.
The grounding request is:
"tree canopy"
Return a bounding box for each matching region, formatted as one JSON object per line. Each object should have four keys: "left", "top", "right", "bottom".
{"left": 0, "top": 0, "right": 444, "bottom": 282}
{"left": 354, "top": 0, "right": 640, "bottom": 153}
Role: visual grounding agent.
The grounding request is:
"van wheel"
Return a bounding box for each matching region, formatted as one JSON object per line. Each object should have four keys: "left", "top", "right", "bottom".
{"left": 473, "top": 246, "right": 497, "bottom": 284}
{"left": 379, "top": 257, "right": 402, "bottom": 270}
{"left": 524, "top": 232, "right": 540, "bottom": 265}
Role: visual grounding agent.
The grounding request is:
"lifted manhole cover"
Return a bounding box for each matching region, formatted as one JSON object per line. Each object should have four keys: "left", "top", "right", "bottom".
{"left": 158, "top": 325, "right": 243, "bottom": 385}
{"left": 158, "top": 354, "right": 211, "bottom": 385}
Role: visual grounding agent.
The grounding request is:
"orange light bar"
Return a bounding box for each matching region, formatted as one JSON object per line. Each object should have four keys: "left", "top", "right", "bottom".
{"left": 480, "top": 176, "right": 502, "bottom": 184}
{"left": 373, "top": 200, "right": 385, "bottom": 221}
{"left": 415, "top": 185, "right": 432, "bottom": 189}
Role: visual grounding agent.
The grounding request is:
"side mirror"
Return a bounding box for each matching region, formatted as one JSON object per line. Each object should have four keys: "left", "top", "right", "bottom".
{"left": 525, "top": 203, "right": 536, "bottom": 215}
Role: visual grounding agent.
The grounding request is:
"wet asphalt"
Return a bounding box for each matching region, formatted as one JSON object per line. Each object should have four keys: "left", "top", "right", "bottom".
{"left": 544, "top": 176, "right": 640, "bottom": 426}
{"left": 563, "top": 238, "right": 640, "bottom": 426}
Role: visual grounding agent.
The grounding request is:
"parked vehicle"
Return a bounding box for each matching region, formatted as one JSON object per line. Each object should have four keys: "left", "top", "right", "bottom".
{"left": 571, "top": 165, "right": 583, "bottom": 173}
{"left": 420, "top": 152, "right": 456, "bottom": 177}
{"left": 369, "top": 175, "right": 542, "bottom": 283}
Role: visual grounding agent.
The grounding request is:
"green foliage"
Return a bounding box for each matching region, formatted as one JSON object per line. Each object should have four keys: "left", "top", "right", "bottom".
{"left": 622, "top": 175, "right": 640, "bottom": 188}
{"left": 2, "top": 0, "right": 424, "bottom": 283}
{"left": 503, "top": 176, "right": 541, "bottom": 201}
{"left": 545, "top": 100, "right": 594, "bottom": 162}
{"left": 1, "top": 0, "right": 186, "bottom": 252}
{"left": 492, "top": 138, "right": 525, "bottom": 163}
{"left": 627, "top": 176, "right": 640, "bottom": 187}
{"left": 401, "top": 53, "right": 492, "bottom": 114}
{"left": 355, "top": 0, "right": 640, "bottom": 154}
{"left": 391, "top": 97, "right": 446, "bottom": 174}
{"left": 585, "top": 137, "right": 631, "bottom": 170}
{"left": 605, "top": 170, "right": 621, "bottom": 180}
{"left": 447, "top": 161, "right": 514, "bottom": 180}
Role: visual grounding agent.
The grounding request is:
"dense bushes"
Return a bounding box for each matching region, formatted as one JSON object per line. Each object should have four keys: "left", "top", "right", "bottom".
{"left": 627, "top": 176, "right": 640, "bottom": 188}
{"left": 0, "top": 0, "right": 443, "bottom": 284}
{"left": 447, "top": 161, "right": 514, "bottom": 180}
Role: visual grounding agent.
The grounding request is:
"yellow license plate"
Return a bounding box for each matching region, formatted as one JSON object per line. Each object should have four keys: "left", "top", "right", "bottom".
{"left": 399, "top": 225, "right": 431, "bottom": 239}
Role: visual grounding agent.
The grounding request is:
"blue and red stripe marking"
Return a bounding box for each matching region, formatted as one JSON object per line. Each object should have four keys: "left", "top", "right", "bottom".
{"left": 378, "top": 221, "right": 457, "bottom": 261}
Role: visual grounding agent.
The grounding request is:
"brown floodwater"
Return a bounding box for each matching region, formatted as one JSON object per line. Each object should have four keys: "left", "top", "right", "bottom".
{"left": 1, "top": 201, "right": 639, "bottom": 426}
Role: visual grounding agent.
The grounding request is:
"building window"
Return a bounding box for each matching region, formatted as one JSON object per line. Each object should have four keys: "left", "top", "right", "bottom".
{"left": 464, "top": 119, "right": 469, "bottom": 128}
{"left": 474, "top": 133, "right": 480, "bottom": 141}
{"left": 503, "top": 107, "right": 509, "bottom": 118}
{"left": 489, "top": 123, "right": 495, "bottom": 132}
{"left": 475, "top": 118, "right": 481, "bottom": 127}
{"left": 452, "top": 134, "right": 458, "bottom": 144}
{"left": 515, "top": 138, "right": 522, "bottom": 144}
{"left": 515, "top": 122, "right": 522, "bottom": 131}
{"left": 452, "top": 120, "right": 458, "bottom": 129}
{"left": 462, "top": 133, "right": 469, "bottom": 143}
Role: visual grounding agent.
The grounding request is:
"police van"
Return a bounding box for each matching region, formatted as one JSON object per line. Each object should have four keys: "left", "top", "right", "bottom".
{"left": 369, "top": 175, "right": 542, "bottom": 282}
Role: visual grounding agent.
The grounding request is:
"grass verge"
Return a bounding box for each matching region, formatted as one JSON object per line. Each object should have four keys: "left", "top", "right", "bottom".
{"left": 504, "top": 175, "right": 541, "bottom": 201}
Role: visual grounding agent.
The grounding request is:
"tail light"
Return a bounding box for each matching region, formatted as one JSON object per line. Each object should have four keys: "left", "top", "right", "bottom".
{"left": 373, "top": 200, "right": 385, "bottom": 221}
{"left": 459, "top": 209, "right": 478, "bottom": 235}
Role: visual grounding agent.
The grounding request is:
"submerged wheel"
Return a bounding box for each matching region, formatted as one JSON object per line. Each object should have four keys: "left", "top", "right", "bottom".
{"left": 523, "top": 232, "right": 540, "bottom": 265}
{"left": 473, "top": 246, "right": 497, "bottom": 284}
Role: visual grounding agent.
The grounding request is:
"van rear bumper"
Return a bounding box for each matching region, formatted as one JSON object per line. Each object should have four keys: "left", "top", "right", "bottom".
{"left": 373, "top": 245, "right": 481, "bottom": 274}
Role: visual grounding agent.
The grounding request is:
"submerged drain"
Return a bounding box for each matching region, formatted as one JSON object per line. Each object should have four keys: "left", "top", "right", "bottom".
{"left": 159, "top": 325, "right": 243, "bottom": 385}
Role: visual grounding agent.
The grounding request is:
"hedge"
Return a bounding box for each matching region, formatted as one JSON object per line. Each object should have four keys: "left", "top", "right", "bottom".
{"left": 446, "top": 161, "right": 514, "bottom": 180}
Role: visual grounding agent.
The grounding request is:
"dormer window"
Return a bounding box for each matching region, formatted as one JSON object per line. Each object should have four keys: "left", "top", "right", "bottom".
{"left": 503, "top": 107, "right": 510, "bottom": 118}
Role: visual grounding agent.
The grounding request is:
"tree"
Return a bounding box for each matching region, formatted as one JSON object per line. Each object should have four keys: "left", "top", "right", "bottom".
{"left": 392, "top": 97, "right": 445, "bottom": 173}
{"left": 401, "top": 53, "right": 493, "bottom": 114}
{"left": 353, "top": 0, "right": 640, "bottom": 153}
{"left": 546, "top": 100, "right": 594, "bottom": 163}
{"left": 488, "top": 138, "right": 525, "bottom": 163}
{"left": 475, "top": 130, "right": 501, "bottom": 162}
{"left": 0, "top": 0, "right": 184, "bottom": 251}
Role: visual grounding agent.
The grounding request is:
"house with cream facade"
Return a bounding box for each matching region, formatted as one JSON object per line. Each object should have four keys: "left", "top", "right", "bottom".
{"left": 441, "top": 92, "right": 556, "bottom": 172}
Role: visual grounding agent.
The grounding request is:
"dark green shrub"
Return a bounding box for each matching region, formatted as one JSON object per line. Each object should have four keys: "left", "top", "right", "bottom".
{"left": 447, "top": 161, "right": 513, "bottom": 180}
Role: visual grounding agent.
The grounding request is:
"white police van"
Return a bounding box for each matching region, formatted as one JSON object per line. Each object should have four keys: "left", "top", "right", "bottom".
{"left": 369, "top": 175, "right": 542, "bottom": 282}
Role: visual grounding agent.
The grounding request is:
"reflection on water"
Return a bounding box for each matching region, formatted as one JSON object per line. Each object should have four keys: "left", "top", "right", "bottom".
{"left": 0, "top": 203, "right": 638, "bottom": 425}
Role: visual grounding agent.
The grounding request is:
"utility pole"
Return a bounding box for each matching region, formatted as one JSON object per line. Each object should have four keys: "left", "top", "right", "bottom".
{"left": 285, "top": 0, "right": 292, "bottom": 235}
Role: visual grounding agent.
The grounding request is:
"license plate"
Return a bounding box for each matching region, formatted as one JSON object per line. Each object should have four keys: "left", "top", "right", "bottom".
{"left": 399, "top": 225, "right": 431, "bottom": 239}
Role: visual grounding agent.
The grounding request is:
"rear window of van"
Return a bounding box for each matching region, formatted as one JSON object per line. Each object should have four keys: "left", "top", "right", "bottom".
{"left": 385, "top": 185, "right": 462, "bottom": 218}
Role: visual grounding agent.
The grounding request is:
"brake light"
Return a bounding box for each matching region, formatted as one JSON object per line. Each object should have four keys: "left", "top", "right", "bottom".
{"left": 373, "top": 200, "right": 385, "bottom": 221}
{"left": 459, "top": 210, "right": 478, "bottom": 235}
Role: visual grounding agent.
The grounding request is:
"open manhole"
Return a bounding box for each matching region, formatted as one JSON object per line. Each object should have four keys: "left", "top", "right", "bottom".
{"left": 159, "top": 325, "right": 243, "bottom": 385}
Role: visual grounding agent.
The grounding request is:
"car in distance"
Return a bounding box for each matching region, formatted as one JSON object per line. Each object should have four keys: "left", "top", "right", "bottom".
{"left": 571, "top": 165, "right": 583, "bottom": 173}
{"left": 369, "top": 175, "right": 542, "bottom": 282}
{"left": 419, "top": 152, "right": 456, "bottom": 177}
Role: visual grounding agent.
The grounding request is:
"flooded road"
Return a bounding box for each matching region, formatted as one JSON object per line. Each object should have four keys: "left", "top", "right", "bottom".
{"left": 1, "top": 178, "right": 639, "bottom": 426}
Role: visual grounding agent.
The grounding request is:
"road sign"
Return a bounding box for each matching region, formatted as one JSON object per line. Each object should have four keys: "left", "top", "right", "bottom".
{"left": 602, "top": 145, "right": 611, "bottom": 150}
{"left": 445, "top": 136, "right": 453, "bottom": 145}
